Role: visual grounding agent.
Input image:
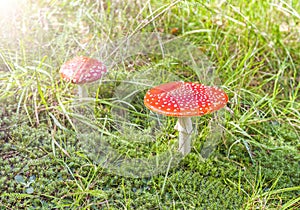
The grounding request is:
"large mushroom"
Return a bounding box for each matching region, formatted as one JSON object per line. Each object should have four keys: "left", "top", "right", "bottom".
{"left": 60, "top": 56, "right": 107, "bottom": 100}
{"left": 144, "top": 81, "right": 228, "bottom": 155}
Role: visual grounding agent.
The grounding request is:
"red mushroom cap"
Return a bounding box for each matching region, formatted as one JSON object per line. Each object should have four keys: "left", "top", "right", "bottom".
{"left": 60, "top": 56, "right": 107, "bottom": 84}
{"left": 144, "top": 81, "right": 228, "bottom": 117}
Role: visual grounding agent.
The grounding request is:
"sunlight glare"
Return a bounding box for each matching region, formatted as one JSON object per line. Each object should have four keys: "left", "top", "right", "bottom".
{"left": 0, "top": 0, "right": 25, "bottom": 17}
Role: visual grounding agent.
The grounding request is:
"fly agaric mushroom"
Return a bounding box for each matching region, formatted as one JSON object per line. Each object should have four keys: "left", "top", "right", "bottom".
{"left": 144, "top": 81, "right": 228, "bottom": 155}
{"left": 60, "top": 56, "right": 107, "bottom": 100}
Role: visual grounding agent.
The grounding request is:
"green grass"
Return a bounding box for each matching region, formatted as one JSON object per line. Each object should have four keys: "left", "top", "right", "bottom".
{"left": 1, "top": 0, "right": 300, "bottom": 209}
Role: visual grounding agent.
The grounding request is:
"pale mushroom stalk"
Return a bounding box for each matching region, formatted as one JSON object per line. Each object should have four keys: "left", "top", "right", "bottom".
{"left": 175, "top": 117, "right": 193, "bottom": 155}
{"left": 77, "top": 85, "right": 88, "bottom": 100}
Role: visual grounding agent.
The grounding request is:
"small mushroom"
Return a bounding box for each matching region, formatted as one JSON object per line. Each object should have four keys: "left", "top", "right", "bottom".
{"left": 60, "top": 56, "right": 107, "bottom": 100}
{"left": 144, "top": 81, "right": 228, "bottom": 155}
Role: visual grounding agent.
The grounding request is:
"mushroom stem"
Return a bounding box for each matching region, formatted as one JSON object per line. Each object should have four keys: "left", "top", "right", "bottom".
{"left": 77, "top": 85, "right": 88, "bottom": 101}
{"left": 175, "top": 117, "right": 193, "bottom": 155}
